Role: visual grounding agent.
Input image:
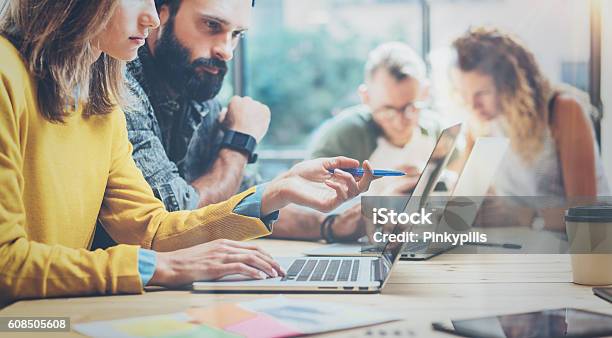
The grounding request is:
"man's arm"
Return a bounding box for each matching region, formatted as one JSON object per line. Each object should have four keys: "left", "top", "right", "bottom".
{"left": 270, "top": 204, "right": 368, "bottom": 242}
{"left": 191, "top": 149, "right": 248, "bottom": 207}
{"left": 125, "top": 70, "right": 264, "bottom": 210}
{"left": 127, "top": 112, "right": 251, "bottom": 210}
{"left": 124, "top": 99, "right": 253, "bottom": 211}
{"left": 126, "top": 110, "right": 202, "bottom": 211}
{"left": 127, "top": 95, "right": 270, "bottom": 211}
{"left": 102, "top": 110, "right": 274, "bottom": 251}
{"left": 267, "top": 205, "right": 326, "bottom": 240}
{"left": 190, "top": 96, "right": 272, "bottom": 207}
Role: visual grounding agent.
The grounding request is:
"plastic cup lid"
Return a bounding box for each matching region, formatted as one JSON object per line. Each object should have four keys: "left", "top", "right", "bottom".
{"left": 565, "top": 205, "right": 612, "bottom": 223}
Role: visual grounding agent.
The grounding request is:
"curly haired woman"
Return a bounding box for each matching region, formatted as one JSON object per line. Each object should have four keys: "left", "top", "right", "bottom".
{"left": 452, "top": 27, "right": 608, "bottom": 230}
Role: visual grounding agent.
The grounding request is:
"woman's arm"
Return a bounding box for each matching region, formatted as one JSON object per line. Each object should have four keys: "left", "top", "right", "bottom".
{"left": 541, "top": 95, "right": 598, "bottom": 231}
{"left": 550, "top": 95, "right": 597, "bottom": 197}
{"left": 0, "top": 79, "right": 144, "bottom": 305}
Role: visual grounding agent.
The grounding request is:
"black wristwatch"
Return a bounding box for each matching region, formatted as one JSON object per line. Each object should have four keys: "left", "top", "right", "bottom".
{"left": 220, "top": 129, "right": 258, "bottom": 164}
{"left": 320, "top": 214, "right": 338, "bottom": 243}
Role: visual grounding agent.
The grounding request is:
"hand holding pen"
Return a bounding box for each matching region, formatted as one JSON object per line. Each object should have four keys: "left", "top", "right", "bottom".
{"left": 328, "top": 168, "right": 406, "bottom": 177}
{"left": 262, "top": 157, "right": 376, "bottom": 214}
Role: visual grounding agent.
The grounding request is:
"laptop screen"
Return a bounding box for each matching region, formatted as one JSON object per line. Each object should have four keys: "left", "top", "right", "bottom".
{"left": 378, "top": 123, "right": 462, "bottom": 276}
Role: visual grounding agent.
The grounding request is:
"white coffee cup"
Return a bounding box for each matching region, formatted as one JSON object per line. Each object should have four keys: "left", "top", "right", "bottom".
{"left": 565, "top": 206, "right": 612, "bottom": 286}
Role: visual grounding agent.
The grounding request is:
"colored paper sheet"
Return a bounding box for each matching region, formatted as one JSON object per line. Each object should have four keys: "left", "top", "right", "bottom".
{"left": 73, "top": 297, "right": 401, "bottom": 338}
{"left": 165, "top": 324, "right": 243, "bottom": 338}
{"left": 239, "top": 297, "right": 402, "bottom": 334}
{"left": 224, "top": 313, "right": 302, "bottom": 338}
{"left": 186, "top": 303, "right": 257, "bottom": 329}
{"left": 74, "top": 313, "right": 196, "bottom": 338}
{"left": 114, "top": 317, "right": 197, "bottom": 337}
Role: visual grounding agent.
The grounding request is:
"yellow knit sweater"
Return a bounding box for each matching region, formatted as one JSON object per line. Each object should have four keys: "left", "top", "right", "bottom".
{"left": 0, "top": 36, "right": 271, "bottom": 305}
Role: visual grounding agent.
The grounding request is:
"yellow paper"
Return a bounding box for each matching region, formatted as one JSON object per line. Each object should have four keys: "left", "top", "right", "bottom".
{"left": 115, "top": 317, "right": 198, "bottom": 337}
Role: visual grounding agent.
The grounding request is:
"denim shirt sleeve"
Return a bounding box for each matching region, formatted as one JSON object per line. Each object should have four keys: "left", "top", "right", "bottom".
{"left": 233, "top": 184, "right": 280, "bottom": 230}
{"left": 138, "top": 248, "right": 157, "bottom": 286}
{"left": 124, "top": 73, "right": 200, "bottom": 212}
{"left": 126, "top": 116, "right": 201, "bottom": 212}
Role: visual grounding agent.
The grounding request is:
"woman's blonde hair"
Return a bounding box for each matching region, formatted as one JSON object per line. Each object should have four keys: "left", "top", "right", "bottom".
{"left": 453, "top": 27, "right": 553, "bottom": 163}
{"left": 0, "top": 0, "right": 126, "bottom": 122}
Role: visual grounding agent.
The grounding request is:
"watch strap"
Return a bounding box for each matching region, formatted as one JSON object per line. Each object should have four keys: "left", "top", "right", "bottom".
{"left": 221, "top": 129, "right": 258, "bottom": 164}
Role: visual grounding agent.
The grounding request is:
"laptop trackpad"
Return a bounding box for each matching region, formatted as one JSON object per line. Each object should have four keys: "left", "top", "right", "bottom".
{"left": 217, "top": 274, "right": 259, "bottom": 282}
{"left": 303, "top": 244, "right": 365, "bottom": 256}
{"left": 214, "top": 257, "right": 296, "bottom": 282}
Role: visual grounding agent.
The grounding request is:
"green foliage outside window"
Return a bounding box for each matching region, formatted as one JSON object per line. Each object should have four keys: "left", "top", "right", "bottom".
{"left": 248, "top": 27, "right": 369, "bottom": 148}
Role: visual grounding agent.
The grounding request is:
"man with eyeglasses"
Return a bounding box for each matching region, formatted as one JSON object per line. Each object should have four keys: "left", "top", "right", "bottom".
{"left": 309, "top": 42, "right": 455, "bottom": 196}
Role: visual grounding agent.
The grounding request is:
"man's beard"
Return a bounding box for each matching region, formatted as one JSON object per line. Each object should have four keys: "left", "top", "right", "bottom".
{"left": 154, "top": 18, "right": 228, "bottom": 102}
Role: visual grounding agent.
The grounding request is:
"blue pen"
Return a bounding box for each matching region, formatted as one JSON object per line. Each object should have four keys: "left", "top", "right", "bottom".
{"left": 328, "top": 168, "right": 406, "bottom": 177}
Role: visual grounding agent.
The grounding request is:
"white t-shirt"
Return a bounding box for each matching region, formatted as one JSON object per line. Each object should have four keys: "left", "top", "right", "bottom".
{"left": 367, "top": 132, "right": 437, "bottom": 195}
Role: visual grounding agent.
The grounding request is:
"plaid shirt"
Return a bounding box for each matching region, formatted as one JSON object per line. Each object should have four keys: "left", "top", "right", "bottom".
{"left": 124, "top": 46, "right": 258, "bottom": 211}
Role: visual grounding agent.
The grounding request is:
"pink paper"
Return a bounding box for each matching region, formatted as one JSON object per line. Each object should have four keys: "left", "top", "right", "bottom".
{"left": 224, "top": 314, "right": 302, "bottom": 338}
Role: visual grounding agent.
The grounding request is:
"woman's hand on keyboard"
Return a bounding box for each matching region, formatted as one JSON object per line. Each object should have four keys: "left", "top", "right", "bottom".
{"left": 149, "top": 239, "right": 286, "bottom": 287}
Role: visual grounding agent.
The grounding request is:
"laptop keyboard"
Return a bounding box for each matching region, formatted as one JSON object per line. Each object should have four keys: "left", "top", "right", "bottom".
{"left": 281, "top": 259, "right": 360, "bottom": 282}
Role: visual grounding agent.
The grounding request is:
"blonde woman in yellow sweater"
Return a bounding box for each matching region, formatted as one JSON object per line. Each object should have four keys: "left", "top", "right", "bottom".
{"left": 0, "top": 0, "right": 373, "bottom": 305}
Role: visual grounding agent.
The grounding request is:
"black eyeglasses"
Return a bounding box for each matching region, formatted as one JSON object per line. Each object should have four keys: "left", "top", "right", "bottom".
{"left": 376, "top": 101, "right": 427, "bottom": 120}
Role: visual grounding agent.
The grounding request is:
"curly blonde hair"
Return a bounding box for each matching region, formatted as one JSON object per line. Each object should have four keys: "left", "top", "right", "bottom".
{"left": 453, "top": 27, "right": 553, "bottom": 163}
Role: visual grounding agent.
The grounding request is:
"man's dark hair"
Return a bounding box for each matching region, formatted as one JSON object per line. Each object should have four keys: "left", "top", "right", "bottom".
{"left": 154, "top": 0, "right": 179, "bottom": 14}
{"left": 154, "top": 0, "right": 254, "bottom": 13}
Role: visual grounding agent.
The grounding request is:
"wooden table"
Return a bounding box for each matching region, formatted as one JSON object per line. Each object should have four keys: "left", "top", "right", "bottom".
{"left": 1, "top": 237, "right": 609, "bottom": 338}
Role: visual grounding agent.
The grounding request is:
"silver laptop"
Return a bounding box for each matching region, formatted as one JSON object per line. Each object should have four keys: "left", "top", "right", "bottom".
{"left": 304, "top": 136, "right": 509, "bottom": 260}
{"left": 192, "top": 124, "right": 461, "bottom": 293}
{"left": 192, "top": 214, "right": 421, "bottom": 293}
{"left": 190, "top": 136, "right": 465, "bottom": 294}
{"left": 304, "top": 123, "right": 463, "bottom": 259}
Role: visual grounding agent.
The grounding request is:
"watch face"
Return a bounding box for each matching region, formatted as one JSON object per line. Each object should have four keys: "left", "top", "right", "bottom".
{"left": 223, "top": 130, "right": 257, "bottom": 163}
{"left": 234, "top": 132, "right": 249, "bottom": 147}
